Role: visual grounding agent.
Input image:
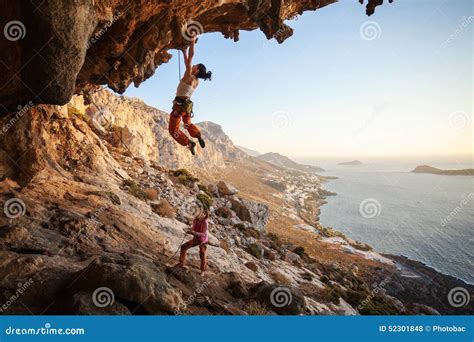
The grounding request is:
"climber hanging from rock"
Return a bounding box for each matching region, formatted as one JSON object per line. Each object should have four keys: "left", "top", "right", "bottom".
{"left": 169, "top": 36, "right": 212, "bottom": 155}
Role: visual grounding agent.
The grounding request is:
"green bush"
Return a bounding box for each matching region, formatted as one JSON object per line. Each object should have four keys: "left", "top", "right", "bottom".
{"left": 198, "top": 183, "right": 212, "bottom": 198}
{"left": 247, "top": 243, "right": 263, "bottom": 259}
{"left": 243, "top": 301, "right": 270, "bottom": 315}
{"left": 319, "top": 226, "right": 346, "bottom": 239}
{"left": 171, "top": 169, "right": 199, "bottom": 184}
{"left": 123, "top": 179, "right": 147, "bottom": 201}
{"left": 196, "top": 193, "right": 213, "bottom": 210}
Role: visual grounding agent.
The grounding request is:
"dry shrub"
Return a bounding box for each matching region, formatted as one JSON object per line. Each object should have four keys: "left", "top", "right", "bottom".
{"left": 152, "top": 198, "right": 176, "bottom": 219}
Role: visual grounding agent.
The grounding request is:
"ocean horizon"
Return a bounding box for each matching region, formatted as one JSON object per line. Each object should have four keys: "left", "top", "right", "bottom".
{"left": 298, "top": 157, "right": 473, "bottom": 284}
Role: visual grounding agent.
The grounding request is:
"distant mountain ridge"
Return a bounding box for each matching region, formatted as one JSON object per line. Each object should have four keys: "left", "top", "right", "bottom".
{"left": 257, "top": 152, "right": 324, "bottom": 173}
{"left": 236, "top": 145, "right": 261, "bottom": 157}
{"left": 411, "top": 165, "right": 474, "bottom": 176}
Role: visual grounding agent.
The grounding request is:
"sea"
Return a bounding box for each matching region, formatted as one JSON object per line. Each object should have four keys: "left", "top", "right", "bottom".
{"left": 299, "top": 157, "right": 474, "bottom": 284}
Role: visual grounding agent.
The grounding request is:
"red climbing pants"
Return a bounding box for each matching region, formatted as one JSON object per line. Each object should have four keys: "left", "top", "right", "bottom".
{"left": 169, "top": 103, "right": 201, "bottom": 146}
{"left": 179, "top": 238, "right": 208, "bottom": 272}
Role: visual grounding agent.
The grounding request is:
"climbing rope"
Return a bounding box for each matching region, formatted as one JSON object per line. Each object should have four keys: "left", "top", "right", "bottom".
{"left": 177, "top": 49, "right": 182, "bottom": 80}
{"left": 165, "top": 228, "right": 192, "bottom": 264}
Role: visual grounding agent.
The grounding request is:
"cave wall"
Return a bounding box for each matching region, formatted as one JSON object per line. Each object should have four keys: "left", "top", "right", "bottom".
{"left": 0, "top": 0, "right": 392, "bottom": 114}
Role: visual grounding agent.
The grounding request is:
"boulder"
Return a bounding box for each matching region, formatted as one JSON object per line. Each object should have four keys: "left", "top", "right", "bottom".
{"left": 255, "top": 283, "right": 307, "bottom": 315}
{"left": 70, "top": 254, "right": 184, "bottom": 314}
{"left": 217, "top": 181, "right": 239, "bottom": 196}
{"left": 67, "top": 291, "right": 131, "bottom": 315}
{"left": 226, "top": 272, "right": 250, "bottom": 298}
{"left": 229, "top": 197, "right": 269, "bottom": 231}
{"left": 207, "top": 183, "right": 219, "bottom": 197}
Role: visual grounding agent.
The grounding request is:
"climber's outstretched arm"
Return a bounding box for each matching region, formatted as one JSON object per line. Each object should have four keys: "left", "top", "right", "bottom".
{"left": 182, "top": 37, "right": 196, "bottom": 78}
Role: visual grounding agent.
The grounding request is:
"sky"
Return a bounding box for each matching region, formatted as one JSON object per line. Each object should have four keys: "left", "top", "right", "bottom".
{"left": 124, "top": 0, "right": 473, "bottom": 159}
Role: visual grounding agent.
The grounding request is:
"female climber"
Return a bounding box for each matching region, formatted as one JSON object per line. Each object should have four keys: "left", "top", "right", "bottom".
{"left": 169, "top": 36, "right": 212, "bottom": 155}
{"left": 176, "top": 209, "right": 209, "bottom": 273}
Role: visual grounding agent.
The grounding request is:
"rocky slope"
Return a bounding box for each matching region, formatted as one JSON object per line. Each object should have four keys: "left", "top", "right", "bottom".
{"left": 1, "top": 91, "right": 472, "bottom": 316}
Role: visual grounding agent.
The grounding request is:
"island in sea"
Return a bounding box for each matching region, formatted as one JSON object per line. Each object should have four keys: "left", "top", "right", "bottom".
{"left": 337, "top": 160, "right": 362, "bottom": 166}
{"left": 411, "top": 165, "right": 474, "bottom": 176}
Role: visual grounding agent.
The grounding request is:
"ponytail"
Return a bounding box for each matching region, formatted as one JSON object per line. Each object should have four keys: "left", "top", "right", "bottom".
{"left": 196, "top": 63, "right": 212, "bottom": 81}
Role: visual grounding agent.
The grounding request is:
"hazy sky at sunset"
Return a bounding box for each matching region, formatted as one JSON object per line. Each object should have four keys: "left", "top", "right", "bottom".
{"left": 124, "top": 0, "right": 472, "bottom": 159}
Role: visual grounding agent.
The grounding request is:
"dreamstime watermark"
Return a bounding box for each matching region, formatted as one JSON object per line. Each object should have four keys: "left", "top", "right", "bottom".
{"left": 447, "top": 287, "right": 470, "bottom": 308}
{"left": 91, "top": 108, "right": 115, "bottom": 133}
{"left": 3, "top": 198, "right": 26, "bottom": 219}
{"left": 357, "top": 278, "right": 391, "bottom": 311}
{"left": 448, "top": 110, "right": 470, "bottom": 131}
{"left": 0, "top": 101, "right": 34, "bottom": 136}
{"left": 359, "top": 198, "right": 381, "bottom": 218}
{"left": 5, "top": 323, "right": 85, "bottom": 336}
{"left": 439, "top": 16, "right": 474, "bottom": 51}
{"left": 3, "top": 20, "right": 26, "bottom": 41}
{"left": 270, "top": 286, "right": 293, "bottom": 308}
{"left": 360, "top": 21, "right": 382, "bottom": 41}
{"left": 353, "top": 102, "right": 389, "bottom": 138}
{"left": 271, "top": 110, "right": 293, "bottom": 130}
{"left": 92, "top": 287, "right": 115, "bottom": 308}
{"left": 181, "top": 20, "right": 204, "bottom": 41}
{"left": 174, "top": 279, "right": 214, "bottom": 315}
{"left": 87, "top": 11, "right": 122, "bottom": 49}
{"left": 85, "top": 206, "right": 108, "bottom": 229}
{"left": 0, "top": 278, "right": 34, "bottom": 313}
{"left": 181, "top": 198, "right": 204, "bottom": 218}
{"left": 441, "top": 193, "right": 474, "bottom": 227}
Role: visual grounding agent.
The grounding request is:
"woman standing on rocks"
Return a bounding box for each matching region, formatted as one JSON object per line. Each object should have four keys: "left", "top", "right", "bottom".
{"left": 169, "top": 36, "right": 212, "bottom": 155}
{"left": 176, "top": 209, "right": 209, "bottom": 273}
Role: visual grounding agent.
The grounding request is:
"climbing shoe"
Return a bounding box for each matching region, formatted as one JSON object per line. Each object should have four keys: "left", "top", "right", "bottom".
{"left": 188, "top": 141, "right": 196, "bottom": 155}
{"left": 198, "top": 136, "right": 206, "bottom": 148}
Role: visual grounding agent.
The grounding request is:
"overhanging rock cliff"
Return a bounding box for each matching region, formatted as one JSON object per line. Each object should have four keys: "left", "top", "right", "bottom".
{"left": 0, "top": 0, "right": 392, "bottom": 114}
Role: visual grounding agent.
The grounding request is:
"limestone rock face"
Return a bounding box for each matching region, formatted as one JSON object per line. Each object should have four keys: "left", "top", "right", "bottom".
{"left": 229, "top": 197, "right": 269, "bottom": 231}
{"left": 0, "top": 0, "right": 392, "bottom": 114}
{"left": 69, "top": 89, "right": 246, "bottom": 172}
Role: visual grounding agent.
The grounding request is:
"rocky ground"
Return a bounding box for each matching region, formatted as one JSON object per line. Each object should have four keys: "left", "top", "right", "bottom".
{"left": 1, "top": 91, "right": 472, "bottom": 316}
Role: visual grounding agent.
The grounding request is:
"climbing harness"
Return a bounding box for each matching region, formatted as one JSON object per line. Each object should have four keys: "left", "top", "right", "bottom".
{"left": 173, "top": 50, "right": 194, "bottom": 117}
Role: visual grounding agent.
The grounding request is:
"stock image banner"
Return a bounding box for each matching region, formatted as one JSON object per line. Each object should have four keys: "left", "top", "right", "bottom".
{"left": 0, "top": 0, "right": 472, "bottom": 341}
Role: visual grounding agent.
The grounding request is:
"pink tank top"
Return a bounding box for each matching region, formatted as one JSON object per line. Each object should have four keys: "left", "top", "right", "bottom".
{"left": 192, "top": 218, "right": 208, "bottom": 244}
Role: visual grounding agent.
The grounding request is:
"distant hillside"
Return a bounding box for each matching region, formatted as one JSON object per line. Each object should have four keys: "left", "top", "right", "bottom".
{"left": 257, "top": 152, "right": 324, "bottom": 173}
{"left": 236, "top": 145, "right": 261, "bottom": 157}
{"left": 338, "top": 160, "right": 362, "bottom": 166}
{"left": 411, "top": 165, "right": 474, "bottom": 176}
